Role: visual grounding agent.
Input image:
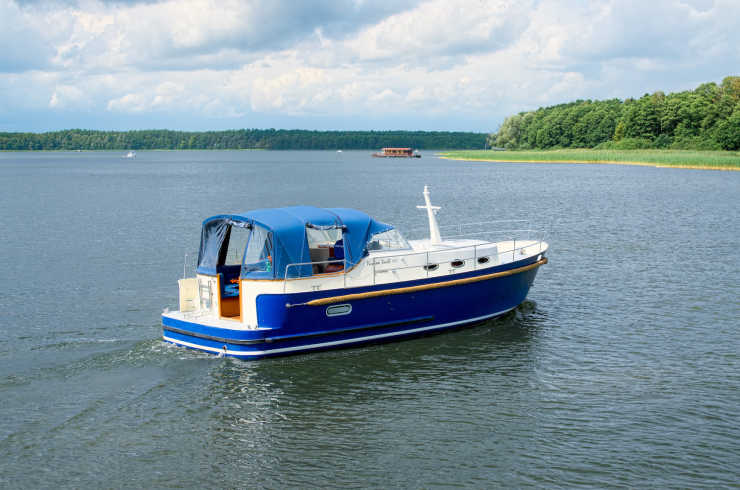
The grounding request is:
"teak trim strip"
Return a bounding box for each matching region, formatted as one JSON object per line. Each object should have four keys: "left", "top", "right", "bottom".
{"left": 301, "top": 257, "right": 548, "bottom": 307}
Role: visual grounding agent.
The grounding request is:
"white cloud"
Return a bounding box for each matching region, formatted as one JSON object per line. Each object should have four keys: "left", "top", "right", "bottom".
{"left": 49, "top": 84, "right": 85, "bottom": 108}
{"left": 0, "top": 0, "right": 738, "bottom": 131}
{"left": 0, "top": 1, "right": 57, "bottom": 72}
{"left": 343, "top": 0, "right": 534, "bottom": 66}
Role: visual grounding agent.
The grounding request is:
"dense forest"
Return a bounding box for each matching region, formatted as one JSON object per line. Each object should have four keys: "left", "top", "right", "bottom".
{"left": 489, "top": 76, "right": 740, "bottom": 151}
{"left": 0, "top": 129, "right": 486, "bottom": 151}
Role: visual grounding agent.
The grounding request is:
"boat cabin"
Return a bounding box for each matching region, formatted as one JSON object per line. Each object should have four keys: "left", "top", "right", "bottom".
{"left": 194, "top": 206, "right": 394, "bottom": 319}
{"left": 382, "top": 147, "right": 414, "bottom": 156}
{"left": 372, "top": 147, "right": 421, "bottom": 157}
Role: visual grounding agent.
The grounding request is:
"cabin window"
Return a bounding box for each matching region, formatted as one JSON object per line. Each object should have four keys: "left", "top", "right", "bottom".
{"left": 367, "top": 229, "right": 410, "bottom": 251}
{"left": 477, "top": 256, "right": 490, "bottom": 265}
{"left": 306, "top": 227, "right": 342, "bottom": 248}
{"left": 451, "top": 259, "right": 465, "bottom": 268}
{"left": 326, "top": 304, "right": 352, "bottom": 317}
{"left": 306, "top": 227, "right": 343, "bottom": 274}
{"left": 423, "top": 264, "right": 438, "bottom": 271}
{"left": 242, "top": 225, "right": 273, "bottom": 274}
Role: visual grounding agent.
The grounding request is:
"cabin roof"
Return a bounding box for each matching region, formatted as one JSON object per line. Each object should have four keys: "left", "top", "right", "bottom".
{"left": 197, "top": 206, "right": 392, "bottom": 278}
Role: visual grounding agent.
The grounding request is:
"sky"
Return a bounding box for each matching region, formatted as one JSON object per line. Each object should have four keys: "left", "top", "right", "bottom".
{"left": 0, "top": 0, "right": 738, "bottom": 133}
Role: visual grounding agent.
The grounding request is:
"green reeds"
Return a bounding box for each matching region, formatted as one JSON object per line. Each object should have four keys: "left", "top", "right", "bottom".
{"left": 439, "top": 149, "right": 740, "bottom": 170}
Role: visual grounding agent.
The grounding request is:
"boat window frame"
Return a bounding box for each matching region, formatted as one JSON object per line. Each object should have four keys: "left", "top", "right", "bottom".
{"left": 241, "top": 224, "right": 274, "bottom": 278}
{"left": 222, "top": 224, "right": 252, "bottom": 267}
{"left": 366, "top": 228, "right": 411, "bottom": 253}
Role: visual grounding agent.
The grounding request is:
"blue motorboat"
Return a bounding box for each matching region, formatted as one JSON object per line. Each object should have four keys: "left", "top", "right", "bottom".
{"left": 162, "top": 187, "right": 548, "bottom": 359}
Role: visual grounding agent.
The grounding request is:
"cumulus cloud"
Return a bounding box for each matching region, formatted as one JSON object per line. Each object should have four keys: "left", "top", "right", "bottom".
{"left": 0, "top": 0, "right": 738, "bottom": 131}
{"left": 37, "top": 0, "right": 422, "bottom": 71}
{"left": 0, "top": 1, "right": 57, "bottom": 72}
{"left": 343, "top": 0, "right": 534, "bottom": 67}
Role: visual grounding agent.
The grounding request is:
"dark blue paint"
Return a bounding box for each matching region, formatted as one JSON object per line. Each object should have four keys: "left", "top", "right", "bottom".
{"left": 164, "top": 254, "right": 543, "bottom": 358}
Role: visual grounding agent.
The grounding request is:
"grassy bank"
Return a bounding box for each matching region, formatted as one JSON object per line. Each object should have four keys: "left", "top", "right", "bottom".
{"left": 439, "top": 149, "right": 740, "bottom": 170}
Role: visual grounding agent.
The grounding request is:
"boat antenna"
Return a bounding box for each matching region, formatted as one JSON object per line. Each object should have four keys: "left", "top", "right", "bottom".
{"left": 416, "top": 185, "right": 442, "bottom": 244}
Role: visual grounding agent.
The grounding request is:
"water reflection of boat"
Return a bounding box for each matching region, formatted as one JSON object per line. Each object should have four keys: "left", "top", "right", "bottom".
{"left": 162, "top": 186, "right": 548, "bottom": 359}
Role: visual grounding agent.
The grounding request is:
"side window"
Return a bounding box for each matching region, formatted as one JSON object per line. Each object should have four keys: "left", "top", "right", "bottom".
{"left": 306, "top": 227, "right": 342, "bottom": 248}
{"left": 243, "top": 225, "right": 273, "bottom": 274}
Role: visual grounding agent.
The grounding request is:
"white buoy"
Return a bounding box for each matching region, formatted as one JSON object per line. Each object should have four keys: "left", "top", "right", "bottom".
{"left": 416, "top": 185, "right": 442, "bottom": 245}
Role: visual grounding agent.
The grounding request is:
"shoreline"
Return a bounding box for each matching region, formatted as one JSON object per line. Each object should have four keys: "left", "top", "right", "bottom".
{"left": 438, "top": 155, "right": 740, "bottom": 171}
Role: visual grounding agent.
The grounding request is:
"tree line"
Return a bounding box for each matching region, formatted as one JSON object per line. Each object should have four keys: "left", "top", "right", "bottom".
{"left": 0, "top": 129, "right": 487, "bottom": 151}
{"left": 489, "top": 76, "right": 740, "bottom": 151}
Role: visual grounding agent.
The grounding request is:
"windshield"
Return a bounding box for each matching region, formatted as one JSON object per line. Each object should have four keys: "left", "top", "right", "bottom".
{"left": 366, "top": 229, "right": 410, "bottom": 252}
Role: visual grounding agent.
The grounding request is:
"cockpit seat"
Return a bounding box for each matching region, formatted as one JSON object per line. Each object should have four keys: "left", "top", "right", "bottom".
{"left": 324, "top": 239, "right": 345, "bottom": 273}
{"left": 324, "top": 262, "right": 344, "bottom": 273}
{"left": 333, "top": 239, "right": 344, "bottom": 260}
{"left": 217, "top": 265, "right": 241, "bottom": 298}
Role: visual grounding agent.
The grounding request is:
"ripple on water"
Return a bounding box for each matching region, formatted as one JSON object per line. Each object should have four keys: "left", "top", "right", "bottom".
{"left": 1, "top": 152, "right": 738, "bottom": 487}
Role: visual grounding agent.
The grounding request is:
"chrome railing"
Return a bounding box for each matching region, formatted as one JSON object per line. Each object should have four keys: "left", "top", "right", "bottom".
{"left": 284, "top": 258, "right": 348, "bottom": 279}
{"left": 281, "top": 225, "right": 547, "bottom": 292}
{"left": 182, "top": 251, "right": 198, "bottom": 278}
{"left": 368, "top": 229, "right": 546, "bottom": 269}
{"left": 406, "top": 219, "right": 532, "bottom": 240}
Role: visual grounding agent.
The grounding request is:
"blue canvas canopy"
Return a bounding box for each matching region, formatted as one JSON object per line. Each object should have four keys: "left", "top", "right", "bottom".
{"left": 196, "top": 206, "right": 393, "bottom": 279}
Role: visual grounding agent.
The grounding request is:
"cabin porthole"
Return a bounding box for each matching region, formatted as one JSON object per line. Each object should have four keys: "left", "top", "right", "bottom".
{"left": 326, "top": 304, "right": 352, "bottom": 317}
{"left": 477, "top": 256, "right": 490, "bottom": 265}
{"left": 451, "top": 259, "right": 465, "bottom": 268}
{"left": 423, "top": 264, "right": 438, "bottom": 271}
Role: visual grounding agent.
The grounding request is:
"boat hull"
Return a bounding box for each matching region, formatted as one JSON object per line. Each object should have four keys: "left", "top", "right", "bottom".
{"left": 162, "top": 255, "right": 544, "bottom": 359}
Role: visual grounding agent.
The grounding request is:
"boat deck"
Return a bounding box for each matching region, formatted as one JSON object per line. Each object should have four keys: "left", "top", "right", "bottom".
{"left": 165, "top": 238, "right": 547, "bottom": 331}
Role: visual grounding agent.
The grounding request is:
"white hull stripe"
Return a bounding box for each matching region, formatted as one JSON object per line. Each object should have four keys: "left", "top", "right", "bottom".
{"left": 163, "top": 308, "right": 514, "bottom": 357}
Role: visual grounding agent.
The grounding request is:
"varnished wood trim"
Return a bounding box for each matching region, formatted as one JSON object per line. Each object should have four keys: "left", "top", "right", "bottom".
{"left": 302, "top": 257, "right": 548, "bottom": 307}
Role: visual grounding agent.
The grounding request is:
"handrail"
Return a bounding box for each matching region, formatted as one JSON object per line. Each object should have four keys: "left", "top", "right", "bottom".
{"left": 370, "top": 231, "right": 545, "bottom": 264}
{"left": 282, "top": 229, "right": 547, "bottom": 292}
{"left": 441, "top": 229, "right": 542, "bottom": 240}
{"left": 182, "top": 251, "right": 198, "bottom": 279}
{"left": 407, "top": 219, "right": 529, "bottom": 231}
{"left": 406, "top": 219, "right": 531, "bottom": 237}
{"left": 284, "top": 258, "right": 346, "bottom": 278}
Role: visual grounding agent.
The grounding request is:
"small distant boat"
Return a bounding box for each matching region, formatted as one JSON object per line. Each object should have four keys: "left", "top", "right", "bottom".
{"left": 123, "top": 151, "right": 136, "bottom": 159}
{"left": 162, "top": 186, "right": 548, "bottom": 359}
{"left": 372, "top": 147, "right": 421, "bottom": 158}
{"left": 337, "top": 150, "right": 343, "bottom": 153}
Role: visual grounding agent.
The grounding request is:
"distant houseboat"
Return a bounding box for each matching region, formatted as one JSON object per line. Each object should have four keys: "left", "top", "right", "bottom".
{"left": 372, "top": 147, "right": 421, "bottom": 158}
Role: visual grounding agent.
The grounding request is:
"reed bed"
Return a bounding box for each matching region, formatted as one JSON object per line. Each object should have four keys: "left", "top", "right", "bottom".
{"left": 439, "top": 149, "right": 740, "bottom": 170}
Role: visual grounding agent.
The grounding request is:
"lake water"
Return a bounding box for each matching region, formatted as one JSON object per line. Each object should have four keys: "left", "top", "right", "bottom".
{"left": 0, "top": 150, "right": 738, "bottom": 488}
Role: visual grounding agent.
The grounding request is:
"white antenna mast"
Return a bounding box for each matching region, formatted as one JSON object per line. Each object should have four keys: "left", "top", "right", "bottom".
{"left": 416, "top": 185, "right": 442, "bottom": 245}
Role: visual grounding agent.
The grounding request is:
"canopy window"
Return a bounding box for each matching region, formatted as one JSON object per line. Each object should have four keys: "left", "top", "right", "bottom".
{"left": 196, "top": 217, "right": 252, "bottom": 275}
{"left": 305, "top": 226, "right": 343, "bottom": 247}
{"left": 306, "top": 225, "right": 344, "bottom": 275}
{"left": 223, "top": 226, "right": 251, "bottom": 266}
{"left": 196, "top": 207, "right": 393, "bottom": 280}
{"left": 241, "top": 225, "right": 273, "bottom": 278}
